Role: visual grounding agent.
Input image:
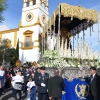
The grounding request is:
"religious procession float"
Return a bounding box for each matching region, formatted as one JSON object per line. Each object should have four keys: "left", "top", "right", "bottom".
{"left": 39, "top": 3, "right": 99, "bottom": 68}
{"left": 38, "top": 3, "right": 100, "bottom": 100}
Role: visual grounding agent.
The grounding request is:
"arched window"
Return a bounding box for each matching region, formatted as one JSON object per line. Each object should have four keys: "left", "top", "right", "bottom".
{"left": 26, "top": 2, "right": 29, "bottom": 7}
{"left": 21, "top": 30, "right": 34, "bottom": 50}
{"left": 33, "top": 0, "right": 36, "bottom": 5}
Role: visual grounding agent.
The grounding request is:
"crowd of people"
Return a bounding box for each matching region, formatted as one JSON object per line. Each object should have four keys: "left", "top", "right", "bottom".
{"left": 0, "top": 65, "right": 65, "bottom": 100}
{"left": 0, "top": 64, "right": 100, "bottom": 100}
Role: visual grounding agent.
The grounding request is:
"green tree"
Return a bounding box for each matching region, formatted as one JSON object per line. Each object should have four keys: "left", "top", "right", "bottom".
{"left": 4, "top": 48, "right": 16, "bottom": 65}
{"left": 0, "top": 0, "right": 8, "bottom": 22}
{"left": 0, "top": 39, "right": 9, "bottom": 50}
{"left": 3, "top": 39, "right": 19, "bottom": 65}
{"left": 0, "top": 39, "right": 9, "bottom": 65}
{"left": 0, "top": 52, "right": 3, "bottom": 65}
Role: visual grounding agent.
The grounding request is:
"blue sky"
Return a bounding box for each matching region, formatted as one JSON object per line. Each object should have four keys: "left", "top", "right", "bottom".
{"left": 0, "top": 0, "right": 100, "bottom": 51}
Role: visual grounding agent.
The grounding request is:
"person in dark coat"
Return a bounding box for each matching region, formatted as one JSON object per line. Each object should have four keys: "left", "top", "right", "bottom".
{"left": 34, "top": 67, "right": 40, "bottom": 81}
{"left": 90, "top": 67, "right": 100, "bottom": 100}
{"left": 35, "top": 66, "right": 49, "bottom": 100}
{"left": 23, "top": 66, "right": 31, "bottom": 93}
{"left": 48, "top": 69, "right": 65, "bottom": 100}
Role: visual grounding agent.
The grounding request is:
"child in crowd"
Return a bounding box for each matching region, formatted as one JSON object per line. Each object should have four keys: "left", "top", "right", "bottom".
{"left": 27, "top": 78, "right": 36, "bottom": 100}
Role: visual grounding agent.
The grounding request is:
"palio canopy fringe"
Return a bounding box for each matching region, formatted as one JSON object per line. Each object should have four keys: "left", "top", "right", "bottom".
{"left": 43, "top": 3, "right": 99, "bottom": 36}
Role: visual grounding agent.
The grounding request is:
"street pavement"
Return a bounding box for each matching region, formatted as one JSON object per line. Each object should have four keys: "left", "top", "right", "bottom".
{"left": 0, "top": 88, "right": 27, "bottom": 100}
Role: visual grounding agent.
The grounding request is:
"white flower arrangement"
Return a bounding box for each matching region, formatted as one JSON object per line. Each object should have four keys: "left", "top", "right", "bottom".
{"left": 40, "top": 50, "right": 100, "bottom": 68}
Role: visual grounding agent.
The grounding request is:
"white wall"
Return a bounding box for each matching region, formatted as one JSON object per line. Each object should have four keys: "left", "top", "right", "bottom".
{"left": 18, "top": 25, "right": 41, "bottom": 62}
{"left": 20, "top": 48, "right": 40, "bottom": 63}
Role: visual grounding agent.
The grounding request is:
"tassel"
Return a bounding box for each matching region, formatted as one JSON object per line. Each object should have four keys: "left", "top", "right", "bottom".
{"left": 78, "top": 34, "right": 79, "bottom": 38}
{"left": 92, "top": 26, "right": 94, "bottom": 32}
{"left": 71, "top": 16, "right": 73, "bottom": 21}
{"left": 90, "top": 27, "right": 91, "bottom": 36}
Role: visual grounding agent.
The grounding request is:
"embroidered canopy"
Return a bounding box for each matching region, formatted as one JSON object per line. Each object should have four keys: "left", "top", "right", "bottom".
{"left": 43, "top": 3, "right": 98, "bottom": 36}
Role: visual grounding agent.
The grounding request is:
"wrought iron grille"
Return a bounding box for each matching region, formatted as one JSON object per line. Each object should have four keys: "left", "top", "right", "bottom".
{"left": 21, "top": 42, "right": 34, "bottom": 47}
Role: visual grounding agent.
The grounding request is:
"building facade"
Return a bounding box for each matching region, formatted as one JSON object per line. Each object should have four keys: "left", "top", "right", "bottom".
{"left": 0, "top": 0, "right": 49, "bottom": 63}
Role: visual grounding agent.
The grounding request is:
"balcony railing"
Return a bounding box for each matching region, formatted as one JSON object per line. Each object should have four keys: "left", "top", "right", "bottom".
{"left": 21, "top": 42, "right": 34, "bottom": 49}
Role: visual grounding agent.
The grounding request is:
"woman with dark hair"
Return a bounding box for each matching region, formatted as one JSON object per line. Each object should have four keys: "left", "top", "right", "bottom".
{"left": 5, "top": 67, "right": 11, "bottom": 88}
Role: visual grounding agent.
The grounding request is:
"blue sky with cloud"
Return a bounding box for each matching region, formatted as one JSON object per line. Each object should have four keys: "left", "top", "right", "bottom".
{"left": 0, "top": 0, "right": 100, "bottom": 51}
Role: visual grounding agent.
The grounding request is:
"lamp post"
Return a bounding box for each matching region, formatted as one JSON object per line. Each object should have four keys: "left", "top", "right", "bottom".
{"left": 2, "top": 49, "right": 5, "bottom": 67}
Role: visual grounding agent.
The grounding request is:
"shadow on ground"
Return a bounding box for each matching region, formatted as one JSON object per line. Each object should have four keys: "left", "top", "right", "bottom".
{"left": 1, "top": 88, "right": 26, "bottom": 100}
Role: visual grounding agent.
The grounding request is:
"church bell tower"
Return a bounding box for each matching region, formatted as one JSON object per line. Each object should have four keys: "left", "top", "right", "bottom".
{"left": 18, "top": 0, "right": 49, "bottom": 63}
{"left": 20, "top": 0, "right": 49, "bottom": 27}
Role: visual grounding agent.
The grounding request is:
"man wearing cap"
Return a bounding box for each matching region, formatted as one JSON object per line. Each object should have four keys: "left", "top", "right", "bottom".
{"left": 35, "top": 66, "right": 49, "bottom": 100}
{"left": 90, "top": 67, "right": 100, "bottom": 100}
{"left": 23, "top": 66, "right": 31, "bottom": 93}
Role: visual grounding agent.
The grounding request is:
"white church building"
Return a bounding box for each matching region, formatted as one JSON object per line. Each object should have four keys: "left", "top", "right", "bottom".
{"left": 0, "top": 0, "right": 49, "bottom": 63}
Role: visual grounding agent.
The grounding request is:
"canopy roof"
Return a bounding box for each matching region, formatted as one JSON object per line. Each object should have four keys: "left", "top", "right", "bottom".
{"left": 43, "top": 3, "right": 99, "bottom": 36}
